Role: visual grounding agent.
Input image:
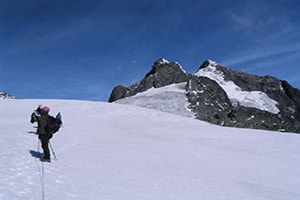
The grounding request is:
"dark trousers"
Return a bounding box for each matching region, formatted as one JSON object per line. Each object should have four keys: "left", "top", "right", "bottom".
{"left": 39, "top": 134, "right": 52, "bottom": 159}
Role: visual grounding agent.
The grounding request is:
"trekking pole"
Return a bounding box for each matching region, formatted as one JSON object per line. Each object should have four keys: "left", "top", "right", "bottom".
{"left": 49, "top": 141, "right": 57, "bottom": 160}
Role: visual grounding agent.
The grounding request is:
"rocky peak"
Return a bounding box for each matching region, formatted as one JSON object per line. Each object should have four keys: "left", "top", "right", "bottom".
{"left": 109, "top": 59, "right": 188, "bottom": 102}
{"left": 109, "top": 58, "right": 300, "bottom": 133}
{"left": 153, "top": 58, "right": 170, "bottom": 65}
{"left": 145, "top": 59, "right": 187, "bottom": 81}
{"left": 198, "top": 59, "right": 218, "bottom": 70}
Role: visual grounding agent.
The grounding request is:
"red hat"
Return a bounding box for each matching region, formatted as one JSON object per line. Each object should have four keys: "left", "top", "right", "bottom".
{"left": 42, "top": 106, "right": 50, "bottom": 113}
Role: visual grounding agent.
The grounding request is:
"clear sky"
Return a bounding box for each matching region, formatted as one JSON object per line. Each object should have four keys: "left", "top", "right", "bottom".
{"left": 1, "top": 0, "right": 299, "bottom": 101}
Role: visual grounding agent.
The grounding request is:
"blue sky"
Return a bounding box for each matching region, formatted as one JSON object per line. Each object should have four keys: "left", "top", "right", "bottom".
{"left": 0, "top": 0, "right": 299, "bottom": 101}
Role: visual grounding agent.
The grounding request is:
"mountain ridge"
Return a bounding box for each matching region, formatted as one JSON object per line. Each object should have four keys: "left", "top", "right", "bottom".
{"left": 109, "top": 58, "right": 300, "bottom": 133}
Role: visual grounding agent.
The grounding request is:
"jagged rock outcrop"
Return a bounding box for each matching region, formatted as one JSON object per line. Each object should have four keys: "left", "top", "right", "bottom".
{"left": 109, "top": 58, "right": 300, "bottom": 133}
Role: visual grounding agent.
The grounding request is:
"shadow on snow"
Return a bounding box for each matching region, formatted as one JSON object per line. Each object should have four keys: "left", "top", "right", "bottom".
{"left": 29, "top": 150, "right": 43, "bottom": 159}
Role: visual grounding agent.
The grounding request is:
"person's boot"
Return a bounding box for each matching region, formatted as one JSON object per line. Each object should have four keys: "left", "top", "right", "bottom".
{"left": 40, "top": 157, "right": 51, "bottom": 162}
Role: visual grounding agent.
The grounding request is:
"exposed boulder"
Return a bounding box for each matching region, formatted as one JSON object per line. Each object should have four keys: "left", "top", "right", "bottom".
{"left": 108, "top": 85, "right": 130, "bottom": 103}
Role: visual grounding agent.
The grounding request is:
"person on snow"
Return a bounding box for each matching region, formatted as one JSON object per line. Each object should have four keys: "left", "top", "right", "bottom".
{"left": 37, "top": 106, "right": 52, "bottom": 162}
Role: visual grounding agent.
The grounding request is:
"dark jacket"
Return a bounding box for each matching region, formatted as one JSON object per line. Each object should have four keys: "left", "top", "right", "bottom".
{"left": 37, "top": 114, "right": 48, "bottom": 135}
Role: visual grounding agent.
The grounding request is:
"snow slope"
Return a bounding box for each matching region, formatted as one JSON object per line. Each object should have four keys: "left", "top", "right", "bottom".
{"left": 116, "top": 83, "right": 194, "bottom": 117}
{"left": 0, "top": 99, "right": 300, "bottom": 200}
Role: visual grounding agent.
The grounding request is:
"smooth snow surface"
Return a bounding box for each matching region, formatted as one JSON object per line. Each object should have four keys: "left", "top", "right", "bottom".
{"left": 116, "top": 83, "right": 194, "bottom": 117}
{"left": 1, "top": 99, "right": 300, "bottom": 200}
{"left": 196, "top": 62, "right": 280, "bottom": 114}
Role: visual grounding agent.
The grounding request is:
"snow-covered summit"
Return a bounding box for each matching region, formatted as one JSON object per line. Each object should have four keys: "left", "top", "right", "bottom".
{"left": 204, "top": 59, "right": 218, "bottom": 68}
{"left": 195, "top": 60, "right": 218, "bottom": 73}
{"left": 154, "top": 58, "right": 170, "bottom": 65}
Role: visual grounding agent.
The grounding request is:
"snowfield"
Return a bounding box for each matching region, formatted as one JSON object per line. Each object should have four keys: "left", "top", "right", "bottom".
{"left": 0, "top": 99, "right": 300, "bottom": 200}
{"left": 116, "top": 83, "right": 194, "bottom": 118}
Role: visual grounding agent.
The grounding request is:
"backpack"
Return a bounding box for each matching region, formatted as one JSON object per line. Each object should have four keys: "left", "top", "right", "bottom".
{"left": 45, "top": 113, "right": 62, "bottom": 134}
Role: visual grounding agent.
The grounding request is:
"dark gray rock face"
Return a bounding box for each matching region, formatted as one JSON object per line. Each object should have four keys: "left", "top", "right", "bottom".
{"left": 193, "top": 61, "right": 300, "bottom": 133}
{"left": 198, "top": 64, "right": 300, "bottom": 132}
{"left": 109, "top": 85, "right": 130, "bottom": 103}
{"left": 109, "top": 59, "right": 300, "bottom": 133}
{"left": 186, "top": 75, "right": 233, "bottom": 124}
